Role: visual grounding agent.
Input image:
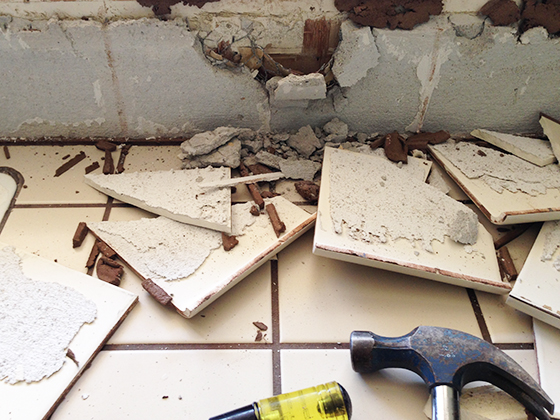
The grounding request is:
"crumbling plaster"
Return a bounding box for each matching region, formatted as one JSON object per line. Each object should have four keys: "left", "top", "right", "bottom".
{"left": 0, "top": 0, "right": 559, "bottom": 140}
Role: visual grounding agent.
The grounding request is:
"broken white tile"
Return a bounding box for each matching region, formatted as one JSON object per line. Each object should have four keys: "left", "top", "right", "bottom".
{"left": 84, "top": 167, "right": 232, "bottom": 232}
{"left": 507, "top": 221, "right": 560, "bottom": 329}
{"left": 273, "top": 73, "right": 326, "bottom": 102}
{"left": 180, "top": 139, "right": 242, "bottom": 169}
{"left": 89, "top": 196, "right": 315, "bottom": 317}
{"left": 533, "top": 319, "right": 560, "bottom": 419}
{"left": 430, "top": 142, "right": 560, "bottom": 224}
{"left": 332, "top": 20, "right": 380, "bottom": 87}
{"left": 539, "top": 113, "right": 560, "bottom": 165}
{"left": 179, "top": 126, "right": 248, "bottom": 158}
{"left": 199, "top": 172, "right": 285, "bottom": 189}
{"left": 314, "top": 147, "right": 507, "bottom": 294}
{"left": 471, "top": 128, "right": 556, "bottom": 167}
{"left": 0, "top": 243, "right": 137, "bottom": 420}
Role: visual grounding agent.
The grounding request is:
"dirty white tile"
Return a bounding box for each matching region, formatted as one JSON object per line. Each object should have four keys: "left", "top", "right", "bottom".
{"left": 475, "top": 291, "right": 534, "bottom": 344}
{"left": 0, "top": 207, "right": 105, "bottom": 272}
{"left": 278, "top": 230, "right": 481, "bottom": 343}
{"left": 51, "top": 349, "right": 273, "bottom": 420}
{"left": 505, "top": 223, "right": 541, "bottom": 273}
{"left": 534, "top": 319, "right": 560, "bottom": 419}
{"left": 104, "top": 205, "right": 273, "bottom": 343}
{"left": 502, "top": 349, "right": 539, "bottom": 383}
{"left": 429, "top": 160, "right": 469, "bottom": 201}
{"left": 4, "top": 145, "right": 108, "bottom": 204}
{"left": 117, "top": 144, "right": 183, "bottom": 172}
{"left": 281, "top": 349, "right": 429, "bottom": 420}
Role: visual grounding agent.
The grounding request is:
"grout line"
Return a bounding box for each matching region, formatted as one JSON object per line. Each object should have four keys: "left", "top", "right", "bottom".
{"left": 14, "top": 203, "right": 109, "bottom": 209}
{"left": 102, "top": 197, "right": 114, "bottom": 221}
{"left": 0, "top": 167, "right": 24, "bottom": 235}
{"left": 495, "top": 343, "right": 535, "bottom": 350}
{"left": 271, "top": 259, "right": 282, "bottom": 396}
{"left": 467, "top": 288, "right": 492, "bottom": 343}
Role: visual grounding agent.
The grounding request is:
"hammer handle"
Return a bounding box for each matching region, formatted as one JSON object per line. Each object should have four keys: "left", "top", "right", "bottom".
{"left": 432, "top": 385, "right": 459, "bottom": 420}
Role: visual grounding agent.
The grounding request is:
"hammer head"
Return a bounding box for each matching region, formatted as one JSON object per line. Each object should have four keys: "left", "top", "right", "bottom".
{"left": 350, "top": 326, "right": 554, "bottom": 420}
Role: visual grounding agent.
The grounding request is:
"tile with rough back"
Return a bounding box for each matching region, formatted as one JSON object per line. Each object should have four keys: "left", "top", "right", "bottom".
{"left": 507, "top": 221, "right": 560, "bottom": 329}
{"left": 533, "top": 319, "right": 560, "bottom": 419}
{"left": 474, "top": 291, "right": 533, "bottom": 344}
{"left": 430, "top": 142, "right": 560, "bottom": 224}
{"left": 85, "top": 167, "right": 233, "bottom": 232}
{"left": 279, "top": 230, "right": 480, "bottom": 343}
{"left": 315, "top": 147, "right": 507, "bottom": 294}
{"left": 4, "top": 146, "right": 108, "bottom": 204}
{"left": 89, "top": 196, "right": 315, "bottom": 318}
{"left": 281, "top": 349, "right": 429, "bottom": 420}
{"left": 0, "top": 244, "right": 137, "bottom": 420}
{"left": 103, "top": 206, "right": 272, "bottom": 344}
{"left": 50, "top": 349, "right": 273, "bottom": 419}
{"left": 0, "top": 207, "right": 105, "bottom": 272}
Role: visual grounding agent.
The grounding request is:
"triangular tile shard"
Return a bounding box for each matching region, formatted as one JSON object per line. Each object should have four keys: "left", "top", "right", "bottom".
{"left": 314, "top": 147, "right": 507, "bottom": 294}
{"left": 540, "top": 113, "right": 560, "bottom": 165}
{"left": 84, "top": 167, "right": 232, "bottom": 232}
{"left": 471, "top": 128, "right": 556, "bottom": 167}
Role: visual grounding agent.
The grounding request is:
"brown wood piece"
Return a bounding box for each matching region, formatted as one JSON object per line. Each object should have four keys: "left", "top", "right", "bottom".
{"left": 85, "top": 161, "right": 100, "bottom": 174}
{"left": 97, "top": 241, "right": 117, "bottom": 258}
{"left": 95, "top": 140, "right": 117, "bottom": 152}
{"left": 253, "top": 321, "right": 268, "bottom": 331}
{"left": 250, "top": 205, "right": 260, "bottom": 216}
{"left": 369, "top": 136, "right": 385, "bottom": 151}
{"left": 294, "top": 180, "right": 320, "bottom": 203}
{"left": 3, "top": 145, "right": 10, "bottom": 159}
{"left": 222, "top": 232, "right": 239, "bottom": 251}
{"left": 265, "top": 203, "right": 286, "bottom": 237}
{"left": 116, "top": 144, "right": 132, "bottom": 173}
{"left": 245, "top": 162, "right": 274, "bottom": 175}
{"left": 103, "top": 150, "right": 115, "bottom": 174}
{"left": 54, "top": 151, "right": 86, "bottom": 177}
{"left": 142, "top": 279, "right": 172, "bottom": 306}
{"left": 384, "top": 131, "right": 408, "bottom": 163}
{"left": 96, "top": 257, "right": 123, "bottom": 286}
{"left": 497, "top": 246, "right": 518, "bottom": 282}
{"left": 72, "top": 222, "right": 89, "bottom": 248}
{"left": 86, "top": 241, "right": 100, "bottom": 269}
{"left": 248, "top": 184, "right": 265, "bottom": 209}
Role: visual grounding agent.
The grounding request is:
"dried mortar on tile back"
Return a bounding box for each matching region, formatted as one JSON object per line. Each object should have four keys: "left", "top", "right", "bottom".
{"left": 0, "top": 246, "right": 97, "bottom": 384}
{"left": 541, "top": 220, "right": 560, "bottom": 271}
{"left": 431, "top": 140, "right": 560, "bottom": 196}
{"left": 328, "top": 148, "right": 478, "bottom": 253}
{"left": 88, "top": 202, "right": 257, "bottom": 281}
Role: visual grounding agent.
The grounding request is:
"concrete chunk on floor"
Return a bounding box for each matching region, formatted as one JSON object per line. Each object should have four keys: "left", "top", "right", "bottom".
{"left": 180, "top": 127, "right": 249, "bottom": 158}
{"left": 287, "top": 125, "right": 323, "bottom": 158}
{"left": 181, "top": 139, "right": 242, "bottom": 169}
{"left": 84, "top": 167, "right": 232, "bottom": 232}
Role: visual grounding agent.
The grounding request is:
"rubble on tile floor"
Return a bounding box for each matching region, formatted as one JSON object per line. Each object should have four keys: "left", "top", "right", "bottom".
{"left": 479, "top": 0, "right": 520, "bottom": 26}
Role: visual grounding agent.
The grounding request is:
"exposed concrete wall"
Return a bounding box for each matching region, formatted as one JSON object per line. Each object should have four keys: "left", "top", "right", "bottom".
{"left": 0, "top": 1, "right": 559, "bottom": 140}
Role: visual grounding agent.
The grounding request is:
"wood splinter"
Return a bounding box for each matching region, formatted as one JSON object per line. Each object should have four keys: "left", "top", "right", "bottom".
{"left": 222, "top": 232, "right": 239, "bottom": 251}
{"left": 86, "top": 241, "right": 100, "bottom": 269}
{"left": 54, "top": 151, "right": 86, "bottom": 177}
{"left": 96, "top": 256, "right": 124, "bottom": 286}
{"left": 97, "top": 241, "right": 117, "bottom": 259}
{"left": 116, "top": 144, "right": 132, "bottom": 173}
{"left": 142, "top": 279, "right": 172, "bottom": 306}
{"left": 497, "top": 246, "right": 518, "bottom": 282}
{"left": 265, "top": 203, "right": 286, "bottom": 237}
{"left": 72, "top": 222, "right": 89, "bottom": 248}
{"left": 239, "top": 162, "right": 265, "bottom": 209}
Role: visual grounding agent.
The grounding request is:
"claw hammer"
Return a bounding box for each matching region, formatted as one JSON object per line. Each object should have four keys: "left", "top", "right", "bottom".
{"left": 350, "top": 326, "right": 554, "bottom": 420}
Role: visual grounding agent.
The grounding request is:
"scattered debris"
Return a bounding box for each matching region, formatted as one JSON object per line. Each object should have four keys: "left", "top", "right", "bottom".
{"left": 222, "top": 233, "right": 239, "bottom": 251}
{"left": 116, "top": 144, "right": 132, "bottom": 174}
{"left": 521, "top": 0, "right": 560, "bottom": 35}
{"left": 96, "top": 141, "right": 117, "bottom": 175}
{"left": 180, "top": 127, "right": 247, "bottom": 159}
{"left": 239, "top": 162, "right": 265, "bottom": 209}
{"left": 288, "top": 126, "right": 323, "bottom": 159}
{"left": 255, "top": 330, "right": 263, "bottom": 342}
{"left": 135, "top": 0, "right": 219, "bottom": 16}
{"left": 97, "top": 241, "right": 117, "bottom": 259}
{"left": 86, "top": 241, "right": 100, "bottom": 269}
{"left": 141, "top": 279, "right": 172, "bottom": 306}
{"left": 539, "top": 113, "right": 560, "bottom": 164}
{"left": 261, "top": 191, "right": 280, "bottom": 198}
{"left": 96, "top": 256, "right": 124, "bottom": 286}
{"left": 497, "top": 246, "right": 518, "bottom": 282}
{"left": 273, "top": 73, "right": 327, "bottom": 102}
{"left": 383, "top": 131, "right": 408, "bottom": 163}
{"left": 54, "top": 151, "right": 86, "bottom": 177}
{"left": 250, "top": 205, "right": 260, "bottom": 216}
{"left": 85, "top": 162, "right": 100, "bottom": 174}
{"left": 72, "top": 222, "right": 89, "bottom": 248}
{"left": 479, "top": 0, "right": 520, "bottom": 26}
{"left": 181, "top": 139, "right": 242, "bottom": 169}
{"left": 471, "top": 128, "right": 555, "bottom": 167}
{"left": 265, "top": 203, "right": 286, "bottom": 237}
{"left": 253, "top": 321, "right": 268, "bottom": 331}
{"left": 3, "top": 146, "right": 9, "bottom": 159}
{"left": 335, "top": 0, "right": 443, "bottom": 30}
{"left": 295, "top": 181, "right": 320, "bottom": 203}
{"left": 323, "top": 118, "right": 349, "bottom": 144}
{"left": 66, "top": 348, "right": 79, "bottom": 367}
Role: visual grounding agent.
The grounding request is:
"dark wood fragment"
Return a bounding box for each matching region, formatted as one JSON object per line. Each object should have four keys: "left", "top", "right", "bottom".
{"left": 497, "top": 246, "right": 518, "bottom": 282}
{"left": 95, "top": 140, "right": 117, "bottom": 152}
{"left": 265, "top": 203, "right": 286, "bottom": 237}
{"left": 245, "top": 162, "right": 274, "bottom": 175}
{"left": 295, "top": 181, "right": 319, "bottom": 203}
{"left": 250, "top": 205, "right": 260, "bottom": 216}
{"left": 3, "top": 146, "right": 10, "bottom": 159}
{"left": 72, "top": 222, "right": 89, "bottom": 248}
{"left": 240, "top": 162, "right": 265, "bottom": 209}
{"left": 369, "top": 135, "right": 385, "bottom": 150}
{"left": 85, "top": 161, "right": 100, "bottom": 174}
{"left": 66, "top": 349, "right": 79, "bottom": 367}
{"left": 222, "top": 232, "right": 239, "bottom": 251}
{"left": 54, "top": 151, "right": 86, "bottom": 177}
{"left": 255, "top": 330, "right": 263, "bottom": 341}
{"left": 116, "top": 144, "right": 132, "bottom": 173}
{"left": 97, "top": 241, "right": 117, "bottom": 258}
{"left": 86, "top": 241, "right": 100, "bottom": 269}
{"left": 142, "top": 279, "right": 172, "bottom": 306}
{"left": 261, "top": 191, "right": 280, "bottom": 198}
{"left": 253, "top": 321, "right": 268, "bottom": 331}
{"left": 96, "top": 257, "right": 124, "bottom": 286}
{"left": 62, "top": 154, "right": 70, "bottom": 160}
{"left": 103, "top": 150, "right": 115, "bottom": 174}
{"left": 383, "top": 131, "right": 408, "bottom": 163}
{"left": 427, "top": 130, "right": 451, "bottom": 145}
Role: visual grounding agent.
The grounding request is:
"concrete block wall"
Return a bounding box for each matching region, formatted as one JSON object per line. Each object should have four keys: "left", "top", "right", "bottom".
{"left": 0, "top": 0, "right": 558, "bottom": 140}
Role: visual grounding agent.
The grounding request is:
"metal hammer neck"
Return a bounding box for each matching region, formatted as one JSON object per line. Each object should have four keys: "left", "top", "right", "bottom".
{"left": 432, "top": 385, "right": 459, "bottom": 420}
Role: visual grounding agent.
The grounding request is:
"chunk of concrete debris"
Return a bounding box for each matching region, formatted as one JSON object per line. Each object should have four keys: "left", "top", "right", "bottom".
{"left": 85, "top": 167, "right": 232, "bottom": 232}
{"left": 180, "top": 127, "right": 247, "bottom": 158}
{"left": 539, "top": 113, "right": 560, "bottom": 164}
{"left": 181, "top": 139, "right": 242, "bottom": 169}
{"left": 288, "top": 125, "right": 323, "bottom": 159}
{"left": 255, "top": 150, "right": 282, "bottom": 170}
{"left": 479, "top": 0, "right": 520, "bottom": 26}
{"left": 279, "top": 158, "right": 321, "bottom": 181}
{"left": 332, "top": 20, "right": 380, "bottom": 88}
{"left": 471, "top": 128, "right": 556, "bottom": 167}
{"left": 323, "top": 118, "right": 349, "bottom": 143}
{"left": 266, "top": 77, "right": 310, "bottom": 109}
{"left": 273, "top": 73, "right": 327, "bottom": 102}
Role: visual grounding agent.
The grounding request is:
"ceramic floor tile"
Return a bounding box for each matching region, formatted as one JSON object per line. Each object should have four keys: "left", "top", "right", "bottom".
{"left": 118, "top": 144, "right": 183, "bottom": 172}
{"left": 505, "top": 223, "right": 541, "bottom": 273}
{"left": 278, "top": 230, "right": 481, "bottom": 343}
{"left": 534, "top": 319, "right": 560, "bottom": 419}
{"left": 475, "top": 290, "right": 534, "bottom": 343}
{"left": 51, "top": 349, "right": 273, "bottom": 419}
{"left": 0, "top": 206, "right": 105, "bottom": 272}
{"left": 4, "top": 145, "right": 108, "bottom": 204}
{"left": 281, "top": 349, "right": 429, "bottom": 420}
{"left": 502, "top": 349, "right": 539, "bottom": 382}
{"left": 105, "top": 206, "right": 273, "bottom": 344}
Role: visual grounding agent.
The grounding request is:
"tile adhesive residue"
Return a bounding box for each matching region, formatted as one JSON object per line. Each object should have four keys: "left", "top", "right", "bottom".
{"left": 328, "top": 149, "right": 478, "bottom": 252}
{"left": 0, "top": 246, "right": 97, "bottom": 384}
{"left": 88, "top": 202, "right": 257, "bottom": 281}
{"left": 432, "top": 140, "right": 560, "bottom": 195}
{"left": 542, "top": 221, "right": 560, "bottom": 271}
